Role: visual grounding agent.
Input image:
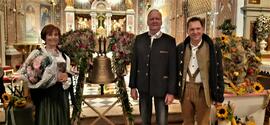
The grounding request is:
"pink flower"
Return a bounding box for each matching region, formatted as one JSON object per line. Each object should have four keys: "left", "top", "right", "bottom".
{"left": 32, "top": 56, "right": 44, "bottom": 70}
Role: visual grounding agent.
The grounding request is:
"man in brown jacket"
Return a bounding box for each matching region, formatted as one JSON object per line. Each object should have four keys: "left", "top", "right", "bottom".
{"left": 177, "top": 17, "right": 224, "bottom": 125}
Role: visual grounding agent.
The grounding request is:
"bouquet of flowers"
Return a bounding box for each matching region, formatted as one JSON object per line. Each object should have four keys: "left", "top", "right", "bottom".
{"left": 107, "top": 31, "right": 135, "bottom": 122}
{"left": 18, "top": 47, "right": 57, "bottom": 88}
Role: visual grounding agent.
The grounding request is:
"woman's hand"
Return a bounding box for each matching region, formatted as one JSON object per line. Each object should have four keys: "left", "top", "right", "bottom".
{"left": 57, "top": 72, "right": 68, "bottom": 83}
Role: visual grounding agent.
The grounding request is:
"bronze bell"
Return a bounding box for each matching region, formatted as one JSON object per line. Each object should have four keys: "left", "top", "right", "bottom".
{"left": 89, "top": 36, "right": 115, "bottom": 84}
{"left": 90, "top": 55, "right": 115, "bottom": 84}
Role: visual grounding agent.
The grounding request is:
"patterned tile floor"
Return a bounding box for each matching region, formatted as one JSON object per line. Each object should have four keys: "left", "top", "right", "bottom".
{"left": 0, "top": 74, "right": 181, "bottom": 120}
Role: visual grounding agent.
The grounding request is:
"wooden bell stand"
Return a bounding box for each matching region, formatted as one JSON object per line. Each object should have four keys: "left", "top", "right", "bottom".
{"left": 82, "top": 83, "right": 127, "bottom": 125}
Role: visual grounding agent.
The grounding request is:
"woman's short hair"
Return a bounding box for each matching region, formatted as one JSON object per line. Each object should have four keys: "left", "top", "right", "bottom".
{"left": 40, "top": 24, "right": 61, "bottom": 41}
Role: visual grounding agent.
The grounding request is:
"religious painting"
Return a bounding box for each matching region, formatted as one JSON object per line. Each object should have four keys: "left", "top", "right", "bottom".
{"left": 25, "top": 3, "right": 39, "bottom": 41}
{"left": 75, "top": 14, "right": 91, "bottom": 30}
{"left": 249, "top": 0, "right": 260, "bottom": 4}
{"left": 40, "top": 4, "right": 51, "bottom": 29}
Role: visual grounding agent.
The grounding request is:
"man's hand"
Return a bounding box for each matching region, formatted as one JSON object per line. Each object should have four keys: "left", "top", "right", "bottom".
{"left": 165, "top": 94, "right": 174, "bottom": 105}
{"left": 130, "top": 88, "right": 138, "bottom": 100}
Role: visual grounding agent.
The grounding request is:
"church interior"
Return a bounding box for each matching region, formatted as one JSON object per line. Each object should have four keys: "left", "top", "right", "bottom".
{"left": 1, "top": 0, "right": 270, "bottom": 125}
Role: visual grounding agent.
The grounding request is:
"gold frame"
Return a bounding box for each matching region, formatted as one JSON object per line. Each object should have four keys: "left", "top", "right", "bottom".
{"left": 249, "top": 0, "right": 260, "bottom": 4}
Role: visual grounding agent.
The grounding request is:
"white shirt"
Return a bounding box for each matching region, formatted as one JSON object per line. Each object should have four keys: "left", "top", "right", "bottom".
{"left": 148, "top": 31, "right": 162, "bottom": 47}
{"left": 186, "top": 40, "right": 202, "bottom": 83}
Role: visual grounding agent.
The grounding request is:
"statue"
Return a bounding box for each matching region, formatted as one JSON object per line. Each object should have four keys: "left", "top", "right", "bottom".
{"left": 125, "top": 0, "right": 133, "bottom": 9}
{"left": 78, "top": 17, "right": 90, "bottom": 29}
{"left": 65, "top": 0, "right": 74, "bottom": 7}
{"left": 112, "top": 18, "right": 126, "bottom": 31}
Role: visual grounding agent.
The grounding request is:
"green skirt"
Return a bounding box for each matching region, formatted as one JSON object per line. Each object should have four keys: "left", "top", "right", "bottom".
{"left": 31, "top": 84, "right": 70, "bottom": 125}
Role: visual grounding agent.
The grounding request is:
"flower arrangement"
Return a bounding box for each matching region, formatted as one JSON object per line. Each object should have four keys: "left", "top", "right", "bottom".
{"left": 108, "top": 31, "right": 135, "bottom": 73}
{"left": 255, "top": 15, "right": 270, "bottom": 42}
{"left": 20, "top": 49, "right": 52, "bottom": 85}
{"left": 215, "top": 20, "right": 263, "bottom": 95}
{"left": 108, "top": 31, "right": 135, "bottom": 123}
{"left": 217, "top": 19, "right": 236, "bottom": 35}
{"left": 60, "top": 28, "right": 96, "bottom": 124}
{"left": 60, "top": 28, "right": 96, "bottom": 65}
{"left": 1, "top": 81, "right": 29, "bottom": 109}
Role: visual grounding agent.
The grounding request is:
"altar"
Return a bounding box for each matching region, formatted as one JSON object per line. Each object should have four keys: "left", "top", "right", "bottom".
{"left": 211, "top": 92, "right": 268, "bottom": 125}
{"left": 64, "top": 0, "right": 135, "bottom": 36}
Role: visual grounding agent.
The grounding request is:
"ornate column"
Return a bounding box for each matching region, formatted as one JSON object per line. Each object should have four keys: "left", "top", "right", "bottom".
{"left": 105, "top": 13, "right": 112, "bottom": 36}
{"left": 64, "top": 0, "right": 75, "bottom": 32}
{"left": 235, "top": 0, "right": 244, "bottom": 37}
{"left": 207, "top": 0, "right": 218, "bottom": 38}
{"left": 126, "top": 9, "right": 135, "bottom": 33}
{"left": 90, "top": 12, "right": 98, "bottom": 33}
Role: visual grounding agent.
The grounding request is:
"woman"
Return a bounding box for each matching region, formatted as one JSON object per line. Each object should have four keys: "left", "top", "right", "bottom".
{"left": 19, "top": 24, "right": 74, "bottom": 125}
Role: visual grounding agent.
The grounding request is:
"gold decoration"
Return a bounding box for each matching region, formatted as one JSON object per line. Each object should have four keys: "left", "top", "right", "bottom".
{"left": 125, "top": 0, "right": 133, "bottom": 9}
{"left": 65, "top": 0, "right": 74, "bottom": 7}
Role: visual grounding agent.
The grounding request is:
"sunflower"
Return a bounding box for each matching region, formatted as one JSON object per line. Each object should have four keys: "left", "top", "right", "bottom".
{"left": 2, "top": 93, "right": 11, "bottom": 103}
{"left": 14, "top": 99, "right": 27, "bottom": 108}
{"left": 253, "top": 82, "right": 264, "bottom": 93}
{"left": 221, "top": 34, "right": 229, "bottom": 44}
{"left": 216, "top": 106, "right": 228, "bottom": 119}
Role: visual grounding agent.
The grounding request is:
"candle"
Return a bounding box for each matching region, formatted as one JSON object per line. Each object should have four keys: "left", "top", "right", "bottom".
{"left": 103, "top": 37, "right": 106, "bottom": 54}
{"left": 98, "top": 37, "right": 102, "bottom": 55}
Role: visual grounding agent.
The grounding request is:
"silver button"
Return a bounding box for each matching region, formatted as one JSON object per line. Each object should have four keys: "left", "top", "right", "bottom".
{"left": 146, "top": 73, "right": 148, "bottom": 76}
{"left": 146, "top": 64, "right": 149, "bottom": 66}
{"left": 217, "top": 74, "right": 219, "bottom": 77}
{"left": 217, "top": 62, "right": 219, "bottom": 65}
{"left": 180, "top": 61, "right": 182, "bottom": 64}
{"left": 147, "top": 55, "right": 150, "bottom": 57}
{"left": 181, "top": 51, "right": 183, "bottom": 54}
